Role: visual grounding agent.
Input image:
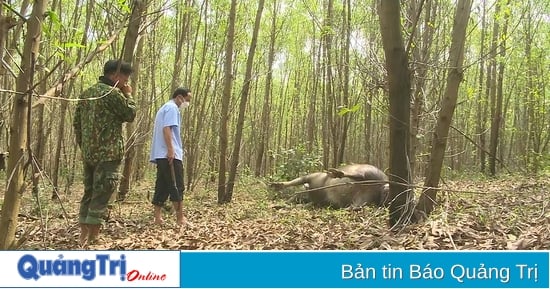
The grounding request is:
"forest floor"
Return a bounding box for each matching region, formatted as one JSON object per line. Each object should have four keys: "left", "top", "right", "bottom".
{"left": 4, "top": 173, "right": 550, "bottom": 250}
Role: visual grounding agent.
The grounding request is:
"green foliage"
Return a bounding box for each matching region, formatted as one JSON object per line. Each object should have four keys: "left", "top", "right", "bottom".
{"left": 117, "top": 0, "right": 132, "bottom": 13}
{"left": 337, "top": 104, "right": 361, "bottom": 116}
{"left": 61, "top": 42, "right": 86, "bottom": 49}
{"left": 45, "top": 10, "right": 61, "bottom": 26}
{"left": 269, "top": 144, "right": 322, "bottom": 181}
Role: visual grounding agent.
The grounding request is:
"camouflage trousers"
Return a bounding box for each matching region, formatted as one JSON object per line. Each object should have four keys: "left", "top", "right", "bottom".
{"left": 79, "top": 160, "right": 121, "bottom": 225}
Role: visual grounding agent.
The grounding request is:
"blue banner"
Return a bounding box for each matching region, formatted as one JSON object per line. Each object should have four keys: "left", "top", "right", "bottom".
{"left": 1, "top": 250, "right": 548, "bottom": 288}
{"left": 180, "top": 251, "right": 549, "bottom": 288}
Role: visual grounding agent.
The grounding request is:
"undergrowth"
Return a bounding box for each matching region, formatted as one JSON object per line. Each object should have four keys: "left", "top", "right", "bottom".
{"left": 0, "top": 173, "right": 548, "bottom": 250}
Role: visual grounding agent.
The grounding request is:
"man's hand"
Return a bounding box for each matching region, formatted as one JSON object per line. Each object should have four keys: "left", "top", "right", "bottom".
{"left": 120, "top": 84, "right": 132, "bottom": 95}
{"left": 167, "top": 147, "right": 175, "bottom": 164}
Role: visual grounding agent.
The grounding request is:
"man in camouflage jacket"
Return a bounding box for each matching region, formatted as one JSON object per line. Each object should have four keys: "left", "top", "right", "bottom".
{"left": 73, "top": 59, "right": 136, "bottom": 247}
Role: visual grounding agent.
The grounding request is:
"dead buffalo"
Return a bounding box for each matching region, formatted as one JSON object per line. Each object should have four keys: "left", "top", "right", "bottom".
{"left": 269, "top": 164, "right": 389, "bottom": 209}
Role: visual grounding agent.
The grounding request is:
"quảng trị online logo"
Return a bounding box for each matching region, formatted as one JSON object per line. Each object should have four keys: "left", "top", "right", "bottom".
{"left": 17, "top": 254, "right": 167, "bottom": 282}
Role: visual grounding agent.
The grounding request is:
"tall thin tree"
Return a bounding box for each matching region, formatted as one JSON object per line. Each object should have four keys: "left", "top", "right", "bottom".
{"left": 0, "top": 0, "right": 48, "bottom": 249}
{"left": 118, "top": 0, "right": 147, "bottom": 201}
{"left": 417, "top": 0, "right": 473, "bottom": 216}
{"left": 254, "top": 0, "right": 278, "bottom": 177}
{"left": 378, "top": 0, "right": 414, "bottom": 227}
{"left": 488, "top": 0, "right": 510, "bottom": 176}
{"left": 475, "top": 0, "right": 487, "bottom": 173}
{"left": 51, "top": 0, "right": 91, "bottom": 199}
{"left": 225, "top": 0, "right": 265, "bottom": 201}
{"left": 409, "top": 0, "right": 435, "bottom": 179}
{"left": 217, "top": 0, "right": 237, "bottom": 204}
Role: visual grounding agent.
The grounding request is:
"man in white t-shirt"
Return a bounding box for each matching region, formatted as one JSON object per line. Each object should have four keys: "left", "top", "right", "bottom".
{"left": 150, "top": 87, "right": 192, "bottom": 225}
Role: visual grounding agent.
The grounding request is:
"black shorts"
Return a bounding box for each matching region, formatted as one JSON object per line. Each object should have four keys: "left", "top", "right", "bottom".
{"left": 152, "top": 159, "right": 184, "bottom": 206}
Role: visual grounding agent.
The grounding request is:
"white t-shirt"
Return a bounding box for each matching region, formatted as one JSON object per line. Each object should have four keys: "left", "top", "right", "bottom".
{"left": 149, "top": 100, "right": 183, "bottom": 162}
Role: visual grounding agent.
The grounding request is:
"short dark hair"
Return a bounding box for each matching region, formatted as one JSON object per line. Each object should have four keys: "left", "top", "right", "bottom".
{"left": 103, "top": 59, "right": 133, "bottom": 75}
{"left": 172, "top": 87, "right": 191, "bottom": 99}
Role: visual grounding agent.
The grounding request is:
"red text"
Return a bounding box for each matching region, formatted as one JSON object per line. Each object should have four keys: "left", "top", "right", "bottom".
{"left": 126, "top": 270, "right": 167, "bottom": 281}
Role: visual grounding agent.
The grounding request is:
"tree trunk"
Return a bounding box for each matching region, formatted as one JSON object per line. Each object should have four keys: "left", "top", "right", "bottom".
{"left": 185, "top": 1, "right": 222, "bottom": 190}
{"left": 217, "top": 0, "right": 237, "bottom": 204}
{"left": 171, "top": 0, "right": 192, "bottom": 92}
{"left": 485, "top": 2, "right": 499, "bottom": 175}
{"left": 363, "top": 84, "right": 373, "bottom": 163}
{"left": 323, "top": 0, "right": 338, "bottom": 167}
{"left": 180, "top": 0, "right": 197, "bottom": 189}
{"left": 522, "top": 1, "right": 546, "bottom": 173}
{"left": 417, "top": 0, "right": 472, "bottom": 217}
{"left": 409, "top": 0, "right": 435, "bottom": 180}
{"left": 51, "top": 0, "right": 91, "bottom": 199}
{"left": 306, "top": 41, "right": 318, "bottom": 155}
{"left": 118, "top": 0, "right": 147, "bottom": 201}
{"left": 490, "top": 5, "right": 509, "bottom": 175}
{"left": 0, "top": 0, "right": 47, "bottom": 250}
{"left": 31, "top": 80, "right": 47, "bottom": 199}
{"left": 1, "top": 2, "right": 28, "bottom": 154}
{"left": 488, "top": 0, "right": 510, "bottom": 176}
{"left": 0, "top": 9, "right": 17, "bottom": 68}
{"left": 378, "top": 0, "right": 414, "bottom": 228}
{"left": 51, "top": 98, "right": 68, "bottom": 199}
{"left": 337, "top": 0, "right": 351, "bottom": 165}
{"left": 475, "top": 0, "right": 487, "bottom": 173}
{"left": 225, "top": 0, "right": 264, "bottom": 201}
{"left": 254, "top": 0, "right": 277, "bottom": 177}
{"left": 131, "top": 41, "right": 149, "bottom": 185}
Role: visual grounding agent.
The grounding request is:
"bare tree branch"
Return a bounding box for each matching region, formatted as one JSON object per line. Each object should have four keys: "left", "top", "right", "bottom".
{"left": 32, "top": 24, "right": 126, "bottom": 107}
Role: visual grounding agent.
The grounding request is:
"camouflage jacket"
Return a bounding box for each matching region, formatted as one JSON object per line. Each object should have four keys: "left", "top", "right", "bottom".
{"left": 73, "top": 79, "right": 136, "bottom": 164}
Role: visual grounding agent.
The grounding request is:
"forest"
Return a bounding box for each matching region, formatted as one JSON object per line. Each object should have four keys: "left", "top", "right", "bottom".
{"left": 0, "top": 0, "right": 549, "bottom": 250}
